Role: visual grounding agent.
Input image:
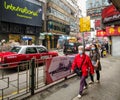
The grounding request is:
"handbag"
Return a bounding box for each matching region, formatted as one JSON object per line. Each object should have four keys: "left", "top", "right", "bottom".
{"left": 74, "top": 55, "right": 86, "bottom": 76}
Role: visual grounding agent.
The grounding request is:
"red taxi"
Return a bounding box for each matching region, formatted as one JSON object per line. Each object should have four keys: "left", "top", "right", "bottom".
{"left": 0, "top": 45, "right": 58, "bottom": 70}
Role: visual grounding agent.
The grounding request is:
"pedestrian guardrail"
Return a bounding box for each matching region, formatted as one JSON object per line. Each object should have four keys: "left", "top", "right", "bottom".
{"left": 0, "top": 55, "right": 76, "bottom": 100}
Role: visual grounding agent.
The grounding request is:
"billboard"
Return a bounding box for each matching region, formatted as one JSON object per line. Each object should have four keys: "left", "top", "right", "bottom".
{"left": 1, "top": 0, "right": 42, "bottom": 26}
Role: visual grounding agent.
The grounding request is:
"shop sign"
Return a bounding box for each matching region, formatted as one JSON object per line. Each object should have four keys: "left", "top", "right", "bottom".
{"left": 106, "top": 26, "right": 120, "bottom": 36}
{"left": 102, "top": 5, "right": 120, "bottom": 23}
{"left": 1, "top": 0, "right": 42, "bottom": 26}
{"left": 96, "top": 30, "right": 107, "bottom": 37}
{"left": 97, "top": 26, "right": 120, "bottom": 37}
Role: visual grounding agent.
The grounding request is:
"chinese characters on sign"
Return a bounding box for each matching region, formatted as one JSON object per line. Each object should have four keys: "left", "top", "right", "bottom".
{"left": 96, "top": 26, "right": 120, "bottom": 37}
{"left": 106, "top": 26, "right": 120, "bottom": 36}
{"left": 96, "top": 30, "right": 107, "bottom": 37}
{"left": 79, "top": 16, "right": 91, "bottom": 32}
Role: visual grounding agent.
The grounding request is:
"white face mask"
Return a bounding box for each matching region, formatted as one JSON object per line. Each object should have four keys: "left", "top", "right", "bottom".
{"left": 79, "top": 50, "right": 83, "bottom": 55}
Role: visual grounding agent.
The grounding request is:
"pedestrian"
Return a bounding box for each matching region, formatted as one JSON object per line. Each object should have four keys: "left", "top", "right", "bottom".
{"left": 89, "top": 44, "right": 101, "bottom": 84}
{"left": 71, "top": 46, "right": 94, "bottom": 98}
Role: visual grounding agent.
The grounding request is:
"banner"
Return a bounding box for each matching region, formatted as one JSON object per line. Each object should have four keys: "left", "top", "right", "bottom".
{"left": 97, "top": 26, "right": 120, "bottom": 37}
{"left": 45, "top": 55, "right": 75, "bottom": 84}
{"left": 1, "top": 0, "right": 42, "bottom": 26}
{"left": 96, "top": 30, "right": 107, "bottom": 37}
{"left": 95, "top": 19, "right": 101, "bottom": 30}
{"left": 106, "top": 26, "right": 120, "bottom": 36}
{"left": 79, "top": 16, "right": 91, "bottom": 32}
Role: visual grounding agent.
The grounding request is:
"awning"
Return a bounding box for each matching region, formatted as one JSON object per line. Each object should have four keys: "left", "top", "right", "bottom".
{"left": 110, "top": 0, "right": 120, "bottom": 11}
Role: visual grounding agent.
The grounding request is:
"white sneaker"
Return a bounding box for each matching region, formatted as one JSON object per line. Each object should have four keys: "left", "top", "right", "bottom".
{"left": 77, "top": 94, "right": 82, "bottom": 98}
{"left": 83, "top": 86, "right": 88, "bottom": 89}
{"left": 88, "top": 81, "right": 94, "bottom": 84}
{"left": 96, "top": 80, "right": 100, "bottom": 83}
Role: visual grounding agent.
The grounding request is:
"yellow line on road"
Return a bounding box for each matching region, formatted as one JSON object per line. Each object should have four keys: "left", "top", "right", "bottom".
{"left": 0, "top": 88, "right": 28, "bottom": 100}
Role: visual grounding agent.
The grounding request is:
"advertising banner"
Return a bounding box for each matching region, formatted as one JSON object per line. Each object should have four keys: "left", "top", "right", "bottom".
{"left": 45, "top": 55, "right": 75, "bottom": 84}
{"left": 80, "top": 16, "right": 91, "bottom": 32}
{"left": 1, "top": 0, "right": 42, "bottom": 26}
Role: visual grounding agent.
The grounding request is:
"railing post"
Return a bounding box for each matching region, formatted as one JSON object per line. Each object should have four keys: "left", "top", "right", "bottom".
{"left": 30, "top": 58, "right": 35, "bottom": 95}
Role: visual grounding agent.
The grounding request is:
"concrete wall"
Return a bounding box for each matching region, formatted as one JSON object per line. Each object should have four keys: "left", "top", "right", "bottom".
{"left": 112, "top": 36, "right": 120, "bottom": 56}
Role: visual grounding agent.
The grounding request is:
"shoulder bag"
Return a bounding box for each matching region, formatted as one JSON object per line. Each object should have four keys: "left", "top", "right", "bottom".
{"left": 74, "top": 55, "right": 86, "bottom": 76}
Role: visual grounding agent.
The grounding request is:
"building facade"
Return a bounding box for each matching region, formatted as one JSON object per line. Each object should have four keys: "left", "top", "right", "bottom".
{"left": 86, "top": 0, "right": 109, "bottom": 19}
{"left": 40, "top": 0, "right": 79, "bottom": 49}
{"left": 86, "top": 0, "right": 110, "bottom": 39}
{"left": 0, "top": 0, "right": 45, "bottom": 45}
{"left": 101, "top": 4, "right": 120, "bottom": 56}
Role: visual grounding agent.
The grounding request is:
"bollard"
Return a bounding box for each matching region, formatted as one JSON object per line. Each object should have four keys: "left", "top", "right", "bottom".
{"left": 30, "top": 58, "right": 35, "bottom": 95}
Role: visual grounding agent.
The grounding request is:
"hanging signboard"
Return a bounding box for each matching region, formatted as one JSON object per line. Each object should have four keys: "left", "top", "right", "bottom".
{"left": 79, "top": 16, "right": 91, "bottom": 32}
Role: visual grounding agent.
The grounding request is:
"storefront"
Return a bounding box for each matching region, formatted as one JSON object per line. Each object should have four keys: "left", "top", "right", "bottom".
{"left": 100, "top": 5, "right": 120, "bottom": 56}
{"left": 43, "top": 19, "right": 70, "bottom": 49}
{"left": 0, "top": 0, "right": 43, "bottom": 44}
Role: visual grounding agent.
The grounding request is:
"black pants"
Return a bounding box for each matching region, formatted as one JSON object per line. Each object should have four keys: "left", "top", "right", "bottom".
{"left": 90, "top": 70, "right": 100, "bottom": 81}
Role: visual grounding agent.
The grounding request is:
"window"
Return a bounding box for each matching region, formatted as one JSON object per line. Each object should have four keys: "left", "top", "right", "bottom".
{"left": 26, "top": 47, "right": 37, "bottom": 54}
{"left": 10, "top": 47, "right": 21, "bottom": 53}
{"left": 37, "top": 47, "right": 47, "bottom": 53}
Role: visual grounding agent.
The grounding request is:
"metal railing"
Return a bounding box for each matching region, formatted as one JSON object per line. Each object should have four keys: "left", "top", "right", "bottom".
{"left": 0, "top": 59, "right": 45, "bottom": 100}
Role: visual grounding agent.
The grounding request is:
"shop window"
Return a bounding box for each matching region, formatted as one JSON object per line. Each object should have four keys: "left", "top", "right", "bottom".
{"left": 1, "top": 22, "right": 9, "bottom": 32}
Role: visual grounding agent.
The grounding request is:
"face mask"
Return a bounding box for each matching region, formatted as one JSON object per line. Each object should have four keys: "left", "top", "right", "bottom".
{"left": 91, "top": 47, "right": 95, "bottom": 50}
{"left": 79, "top": 50, "right": 83, "bottom": 55}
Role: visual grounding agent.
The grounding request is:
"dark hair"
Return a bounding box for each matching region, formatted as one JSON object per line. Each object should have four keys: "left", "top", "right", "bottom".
{"left": 92, "top": 44, "right": 99, "bottom": 54}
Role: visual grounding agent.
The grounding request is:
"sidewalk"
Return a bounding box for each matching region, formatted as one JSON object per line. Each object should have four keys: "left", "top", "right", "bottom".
{"left": 25, "top": 56, "right": 120, "bottom": 100}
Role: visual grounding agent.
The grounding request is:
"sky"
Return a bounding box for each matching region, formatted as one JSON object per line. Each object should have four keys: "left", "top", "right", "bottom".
{"left": 77, "top": 0, "right": 87, "bottom": 16}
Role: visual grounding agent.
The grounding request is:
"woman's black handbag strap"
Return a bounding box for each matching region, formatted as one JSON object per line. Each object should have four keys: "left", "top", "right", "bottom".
{"left": 80, "top": 55, "right": 86, "bottom": 70}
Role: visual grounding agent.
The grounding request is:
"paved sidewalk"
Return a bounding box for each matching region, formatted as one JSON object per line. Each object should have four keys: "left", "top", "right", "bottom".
{"left": 25, "top": 56, "right": 120, "bottom": 100}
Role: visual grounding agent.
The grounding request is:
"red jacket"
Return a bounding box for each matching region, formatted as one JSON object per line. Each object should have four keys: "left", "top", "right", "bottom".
{"left": 71, "top": 54, "right": 94, "bottom": 77}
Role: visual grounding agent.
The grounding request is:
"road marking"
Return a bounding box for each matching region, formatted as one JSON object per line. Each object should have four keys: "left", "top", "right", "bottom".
{"left": 0, "top": 88, "right": 28, "bottom": 100}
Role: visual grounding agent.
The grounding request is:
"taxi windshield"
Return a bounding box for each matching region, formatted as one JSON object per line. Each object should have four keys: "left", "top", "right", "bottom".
{"left": 10, "top": 47, "right": 21, "bottom": 53}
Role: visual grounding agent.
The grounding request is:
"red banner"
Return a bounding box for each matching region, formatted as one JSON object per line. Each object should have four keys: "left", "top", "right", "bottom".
{"left": 95, "top": 19, "right": 101, "bottom": 30}
{"left": 106, "top": 26, "right": 120, "bottom": 36}
{"left": 96, "top": 30, "right": 107, "bottom": 37}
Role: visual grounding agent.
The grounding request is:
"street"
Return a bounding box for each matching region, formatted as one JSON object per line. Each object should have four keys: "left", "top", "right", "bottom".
{"left": 0, "top": 50, "right": 64, "bottom": 99}
{"left": 25, "top": 55, "right": 120, "bottom": 100}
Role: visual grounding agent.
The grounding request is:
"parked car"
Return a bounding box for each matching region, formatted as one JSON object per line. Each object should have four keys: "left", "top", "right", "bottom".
{"left": 63, "top": 42, "right": 82, "bottom": 55}
{"left": 0, "top": 45, "right": 58, "bottom": 70}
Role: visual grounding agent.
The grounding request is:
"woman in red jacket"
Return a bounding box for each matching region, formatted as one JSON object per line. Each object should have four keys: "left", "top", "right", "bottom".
{"left": 71, "top": 46, "right": 94, "bottom": 98}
